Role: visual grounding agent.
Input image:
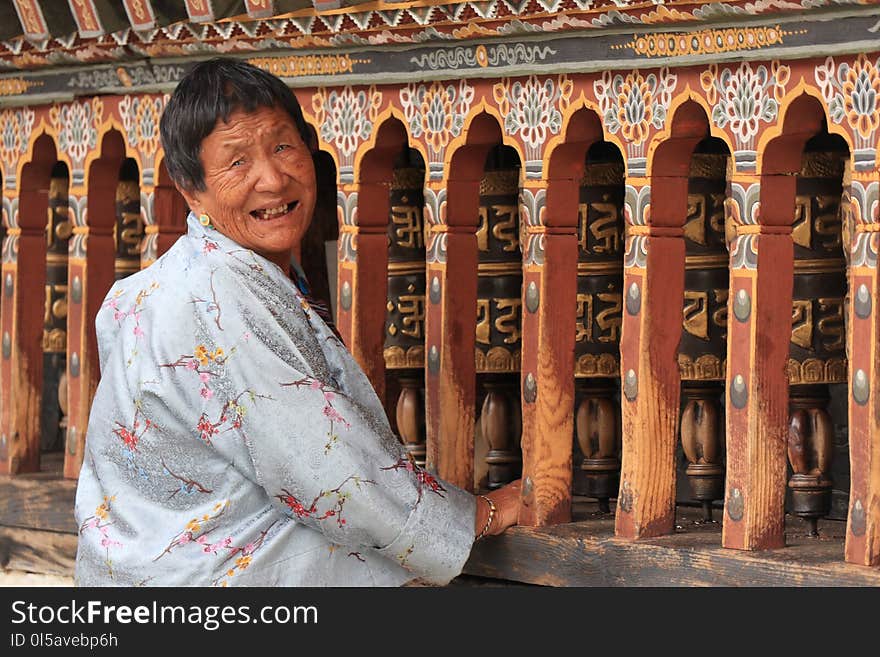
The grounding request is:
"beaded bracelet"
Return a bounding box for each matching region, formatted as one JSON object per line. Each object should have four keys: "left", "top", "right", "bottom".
{"left": 476, "top": 495, "right": 497, "bottom": 541}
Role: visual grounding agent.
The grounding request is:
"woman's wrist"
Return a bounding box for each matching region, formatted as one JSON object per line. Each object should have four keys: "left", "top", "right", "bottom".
{"left": 474, "top": 495, "right": 496, "bottom": 541}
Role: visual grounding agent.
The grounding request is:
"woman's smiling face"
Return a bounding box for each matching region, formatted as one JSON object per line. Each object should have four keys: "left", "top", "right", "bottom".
{"left": 179, "top": 104, "right": 317, "bottom": 269}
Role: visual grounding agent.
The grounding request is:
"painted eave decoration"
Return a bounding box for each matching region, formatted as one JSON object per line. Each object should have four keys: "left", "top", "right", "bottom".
{"left": 0, "top": 1, "right": 878, "bottom": 101}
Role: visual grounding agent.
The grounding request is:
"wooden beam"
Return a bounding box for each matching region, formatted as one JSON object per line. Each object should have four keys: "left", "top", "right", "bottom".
{"left": 0, "top": 526, "right": 77, "bottom": 576}
{"left": 518, "top": 178, "right": 576, "bottom": 526}
{"left": 615, "top": 178, "right": 684, "bottom": 539}
{"left": 467, "top": 502, "right": 880, "bottom": 587}
{"left": 0, "top": 455, "right": 77, "bottom": 534}
{"left": 845, "top": 169, "right": 880, "bottom": 566}
{"left": 723, "top": 173, "right": 792, "bottom": 550}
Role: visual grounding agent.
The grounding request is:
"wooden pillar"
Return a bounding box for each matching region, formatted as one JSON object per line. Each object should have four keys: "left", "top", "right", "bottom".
{"left": 518, "top": 176, "right": 576, "bottom": 525}
{"left": 722, "top": 171, "right": 793, "bottom": 550}
{"left": 139, "top": 181, "right": 157, "bottom": 269}
{"left": 335, "top": 185, "right": 391, "bottom": 403}
{"left": 0, "top": 217, "right": 47, "bottom": 475}
{"left": 65, "top": 142, "right": 123, "bottom": 479}
{"left": 145, "top": 163, "right": 188, "bottom": 268}
{"left": 424, "top": 177, "right": 478, "bottom": 489}
{"left": 615, "top": 175, "right": 685, "bottom": 539}
{"left": 1, "top": 140, "right": 55, "bottom": 475}
{"left": 845, "top": 166, "right": 880, "bottom": 565}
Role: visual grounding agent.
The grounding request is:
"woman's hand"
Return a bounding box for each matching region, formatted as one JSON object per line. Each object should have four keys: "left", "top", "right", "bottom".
{"left": 474, "top": 479, "right": 522, "bottom": 539}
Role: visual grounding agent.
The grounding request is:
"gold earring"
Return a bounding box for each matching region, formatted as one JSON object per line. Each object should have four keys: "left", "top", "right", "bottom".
{"left": 198, "top": 213, "right": 212, "bottom": 227}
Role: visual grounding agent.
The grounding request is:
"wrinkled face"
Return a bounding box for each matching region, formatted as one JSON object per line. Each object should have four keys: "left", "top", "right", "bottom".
{"left": 179, "top": 105, "right": 316, "bottom": 269}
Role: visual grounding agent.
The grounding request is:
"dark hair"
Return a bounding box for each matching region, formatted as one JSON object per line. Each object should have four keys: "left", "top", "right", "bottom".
{"left": 159, "top": 58, "right": 311, "bottom": 193}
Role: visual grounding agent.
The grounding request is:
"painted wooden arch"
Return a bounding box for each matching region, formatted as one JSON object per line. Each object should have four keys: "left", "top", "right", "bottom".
{"left": 1, "top": 47, "right": 880, "bottom": 572}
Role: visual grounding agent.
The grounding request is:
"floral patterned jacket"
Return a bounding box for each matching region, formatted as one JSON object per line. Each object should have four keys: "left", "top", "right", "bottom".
{"left": 74, "top": 213, "right": 476, "bottom": 587}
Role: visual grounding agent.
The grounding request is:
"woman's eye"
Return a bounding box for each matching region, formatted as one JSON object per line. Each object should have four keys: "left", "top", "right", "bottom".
{"left": 275, "top": 144, "right": 290, "bottom": 153}
{"left": 230, "top": 158, "right": 245, "bottom": 168}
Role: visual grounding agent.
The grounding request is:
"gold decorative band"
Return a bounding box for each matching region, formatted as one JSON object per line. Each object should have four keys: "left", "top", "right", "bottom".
{"left": 384, "top": 345, "right": 425, "bottom": 370}
{"left": 475, "top": 346, "right": 521, "bottom": 373}
{"left": 793, "top": 258, "right": 847, "bottom": 274}
{"left": 786, "top": 357, "right": 847, "bottom": 384}
{"left": 855, "top": 223, "right": 880, "bottom": 233}
{"left": 685, "top": 254, "right": 729, "bottom": 270}
{"left": 735, "top": 225, "right": 791, "bottom": 235}
{"left": 144, "top": 224, "right": 159, "bottom": 234}
{"left": 477, "top": 262, "right": 522, "bottom": 276}
{"left": 577, "top": 261, "right": 624, "bottom": 275}
{"left": 114, "top": 259, "right": 140, "bottom": 272}
{"left": 525, "top": 225, "right": 576, "bottom": 235}
{"left": 627, "top": 225, "right": 683, "bottom": 237}
{"left": 574, "top": 353, "right": 620, "bottom": 378}
{"left": 46, "top": 253, "right": 69, "bottom": 265}
{"left": 387, "top": 261, "right": 426, "bottom": 275}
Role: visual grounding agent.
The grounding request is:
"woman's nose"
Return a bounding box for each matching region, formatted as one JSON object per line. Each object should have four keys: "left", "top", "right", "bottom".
{"left": 253, "top": 157, "right": 287, "bottom": 193}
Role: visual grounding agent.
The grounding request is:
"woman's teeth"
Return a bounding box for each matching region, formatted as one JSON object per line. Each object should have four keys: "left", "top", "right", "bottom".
{"left": 252, "top": 201, "right": 296, "bottom": 220}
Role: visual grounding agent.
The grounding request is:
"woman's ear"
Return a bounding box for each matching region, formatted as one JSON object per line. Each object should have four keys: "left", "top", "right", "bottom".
{"left": 175, "top": 183, "right": 201, "bottom": 216}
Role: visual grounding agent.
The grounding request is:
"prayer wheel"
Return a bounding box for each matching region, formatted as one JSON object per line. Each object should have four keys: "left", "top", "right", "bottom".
{"left": 41, "top": 165, "right": 71, "bottom": 453}
{"left": 476, "top": 146, "right": 522, "bottom": 490}
{"left": 383, "top": 154, "right": 427, "bottom": 467}
{"left": 574, "top": 143, "right": 624, "bottom": 512}
{"left": 677, "top": 148, "right": 729, "bottom": 522}
{"left": 114, "top": 160, "right": 143, "bottom": 281}
{"left": 787, "top": 139, "right": 848, "bottom": 535}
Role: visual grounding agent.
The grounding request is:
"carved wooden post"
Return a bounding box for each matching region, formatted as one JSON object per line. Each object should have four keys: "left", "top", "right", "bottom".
{"left": 145, "top": 163, "right": 188, "bottom": 268}
{"left": 1, "top": 194, "right": 47, "bottom": 474}
{"left": 65, "top": 133, "right": 124, "bottom": 479}
{"left": 573, "top": 145, "right": 624, "bottom": 513}
{"left": 521, "top": 195, "right": 579, "bottom": 518}
{"left": 616, "top": 175, "right": 684, "bottom": 539}
{"left": 575, "top": 379, "right": 619, "bottom": 514}
{"left": 678, "top": 149, "right": 729, "bottom": 521}
{"left": 1, "top": 135, "right": 57, "bottom": 475}
{"left": 723, "top": 98, "right": 826, "bottom": 549}
{"left": 423, "top": 173, "right": 477, "bottom": 490}
{"left": 336, "top": 156, "right": 391, "bottom": 403}
{"left": 395, "top": 376, "right": 426, "bottom": 466}
{"left": 384, "top": 158, "right": 427, "bottom": 466}
{"left": 722, "top": 167, "right": 792, "bottom": 549}
{"left": 786, "top": 143, "right": 848, "bottom": 535}
{"left": 845, "top": 165, "right": 880, "bottom": 565}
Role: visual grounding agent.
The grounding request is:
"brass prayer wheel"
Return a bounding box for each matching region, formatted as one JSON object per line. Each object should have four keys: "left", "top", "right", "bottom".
{"left": 114, "top": 160, "right": 143, "bottom": 281}
{"left": 476, "top": 146, "right": 522, "bottom": 489}
{"left": 383, "top": 153, "right": 427, "bottom": 466}
{"left": 678, "top": 147, "right": 729, "bottom": 521}
{"left": 573, "top": 142, "right": 624, "bottom": 510}
{"left": 786, "top": 137, "right": 848, "bottom": 534}
{"left": 41, "top": 165, "right": 71, "bottom": 452}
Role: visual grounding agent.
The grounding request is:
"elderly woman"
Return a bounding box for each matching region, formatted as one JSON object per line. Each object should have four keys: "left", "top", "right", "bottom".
{"left": 74, "top": 59, "right": 521, "bottom": 587}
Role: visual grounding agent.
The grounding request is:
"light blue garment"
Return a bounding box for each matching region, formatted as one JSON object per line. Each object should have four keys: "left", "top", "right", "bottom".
{"left": 74, "top": 212, "right": 476, "bottom": 586}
